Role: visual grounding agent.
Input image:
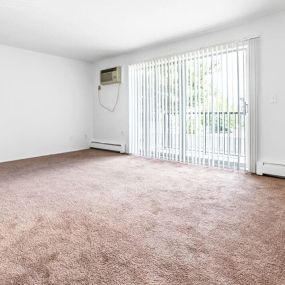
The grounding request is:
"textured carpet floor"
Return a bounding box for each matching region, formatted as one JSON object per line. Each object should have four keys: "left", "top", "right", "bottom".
{"left": 0, "top": 150, "right": 284, "bottom": 285}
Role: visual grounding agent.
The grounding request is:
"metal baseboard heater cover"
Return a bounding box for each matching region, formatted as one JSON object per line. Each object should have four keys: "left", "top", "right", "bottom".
{"left": 256, "top": 161, "right": 285, "bottom": 178}
{"left": 90, "top": 141, "right": 126, "bottom": 153}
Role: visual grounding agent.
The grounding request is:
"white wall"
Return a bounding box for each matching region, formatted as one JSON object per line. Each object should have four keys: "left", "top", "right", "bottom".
{"left": 92, "top": 10, "right": 285, "bottom": 165}
{"left": 0, "top": 45, "right": 93, "bottom": 163}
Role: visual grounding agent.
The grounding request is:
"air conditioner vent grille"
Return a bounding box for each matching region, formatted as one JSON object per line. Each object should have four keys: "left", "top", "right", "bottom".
{"left": 100, "top": 66, "right": 121, "bottom": 85}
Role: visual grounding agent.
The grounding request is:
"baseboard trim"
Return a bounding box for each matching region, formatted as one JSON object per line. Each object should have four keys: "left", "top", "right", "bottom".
{"left": 0, "top": 147, "right": 90, "bottom": 164}
{"left": 256, "top": 161, "right": 285, "bottom": 178}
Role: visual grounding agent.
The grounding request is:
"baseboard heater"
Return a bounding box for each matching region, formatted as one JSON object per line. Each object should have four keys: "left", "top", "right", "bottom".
{"left": 90, "top": 141, "right": 126, "bottom": 153}
{"left": 256, "top": 161, "right": 285, "bottom": 178}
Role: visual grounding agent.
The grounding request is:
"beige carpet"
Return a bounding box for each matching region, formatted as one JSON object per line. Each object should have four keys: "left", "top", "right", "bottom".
{"left": 0, "top": 149, "right": 284, "bottom": 285}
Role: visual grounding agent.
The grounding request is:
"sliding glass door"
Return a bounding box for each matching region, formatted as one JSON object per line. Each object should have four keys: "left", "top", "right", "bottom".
{"left": 129, "top": 40, "right": 257, "bottom": 171}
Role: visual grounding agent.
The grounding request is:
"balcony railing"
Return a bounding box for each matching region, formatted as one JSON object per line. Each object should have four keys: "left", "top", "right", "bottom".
{"left": 160, "top": 111, "right": 246, "bottom": 161}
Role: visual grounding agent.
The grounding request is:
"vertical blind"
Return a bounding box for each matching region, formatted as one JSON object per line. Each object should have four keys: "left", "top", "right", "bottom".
{"left": 129, "top": 40, "right": 256, "bottom": 170}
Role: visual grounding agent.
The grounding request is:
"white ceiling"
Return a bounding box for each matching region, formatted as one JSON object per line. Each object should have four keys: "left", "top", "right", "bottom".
{"left": 0, "top": 0, "right": 284, "bottom": 62}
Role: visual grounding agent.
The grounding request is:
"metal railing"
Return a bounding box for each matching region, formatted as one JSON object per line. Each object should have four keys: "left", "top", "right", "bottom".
{"left": 162, "top": 111, "right": 246, "bottom": 157}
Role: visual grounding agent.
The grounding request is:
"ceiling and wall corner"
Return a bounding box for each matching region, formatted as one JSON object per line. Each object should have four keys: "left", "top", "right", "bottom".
{"left": 0, "top": 0, "right": 284, "bottom": 61}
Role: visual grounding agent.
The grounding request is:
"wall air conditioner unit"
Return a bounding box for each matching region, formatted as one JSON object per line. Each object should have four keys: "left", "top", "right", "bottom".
{"left": 100, "top": 67, "right": 121, "bottom": 85}
{"left": 90, "top": 140, "right": 126, "bottom": 153}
